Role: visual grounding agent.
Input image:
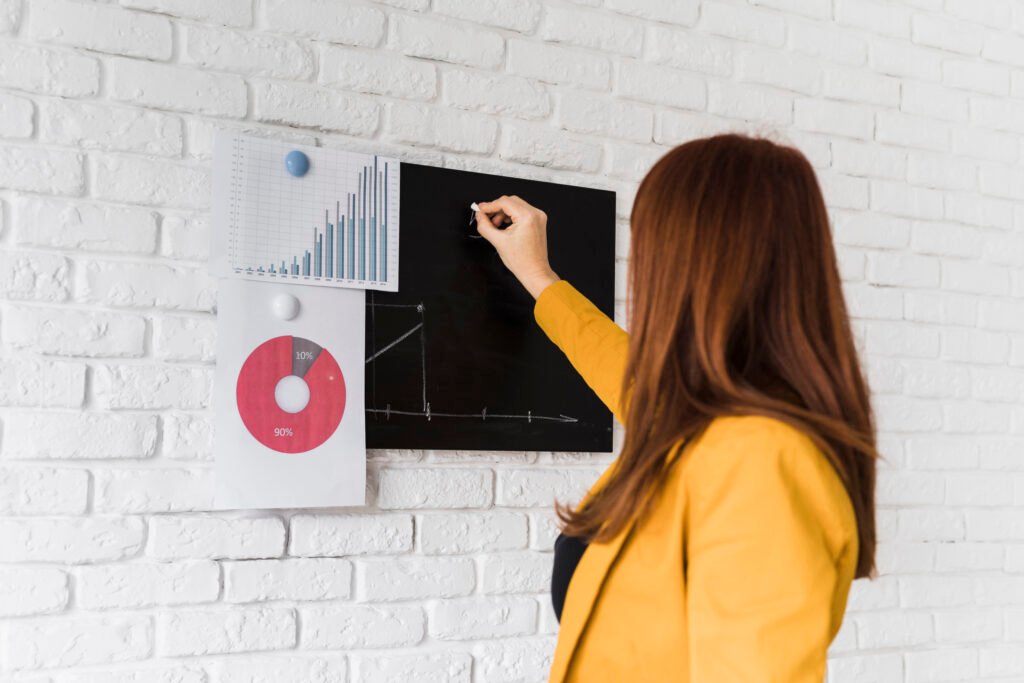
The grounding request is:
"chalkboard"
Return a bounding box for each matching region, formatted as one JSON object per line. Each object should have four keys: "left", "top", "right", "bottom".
{"left": 364, "top": 163, "right": 616, "bottom": 452}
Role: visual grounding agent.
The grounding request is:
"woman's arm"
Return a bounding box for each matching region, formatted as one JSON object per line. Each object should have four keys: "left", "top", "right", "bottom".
{"left": 533, "top": 280, "right": 630, "bottom": 424}
{"left": 474, "top": 195, "right": 630, "bottom": 423}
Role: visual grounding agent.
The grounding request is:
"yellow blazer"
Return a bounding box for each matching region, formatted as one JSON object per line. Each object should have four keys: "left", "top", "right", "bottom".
{"left": 534, "top": 279, "right": 859, "bottom": 683}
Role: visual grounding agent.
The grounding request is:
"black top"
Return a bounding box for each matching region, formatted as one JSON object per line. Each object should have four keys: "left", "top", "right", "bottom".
{"left": 551, "top": 532, "right": 589, "bottom": 621}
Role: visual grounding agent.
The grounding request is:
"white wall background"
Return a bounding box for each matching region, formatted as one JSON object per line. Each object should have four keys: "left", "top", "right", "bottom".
{"left": 0, "top": 0, "right": 1022, "bottom": 681}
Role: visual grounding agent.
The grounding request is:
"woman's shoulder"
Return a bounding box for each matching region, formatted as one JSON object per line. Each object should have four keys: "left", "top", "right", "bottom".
{"left": 678, "top": 414, "right": 859, "bottom": 540}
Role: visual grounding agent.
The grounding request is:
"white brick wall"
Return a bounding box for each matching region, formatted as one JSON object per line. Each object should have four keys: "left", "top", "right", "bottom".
{"left": 0, "top": 0, "right": 1021, "bottom": 680}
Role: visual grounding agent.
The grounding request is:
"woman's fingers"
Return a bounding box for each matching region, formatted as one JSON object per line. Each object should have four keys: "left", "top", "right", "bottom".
{"left": 477, "top": 196, "right": 526, "bottom": 223}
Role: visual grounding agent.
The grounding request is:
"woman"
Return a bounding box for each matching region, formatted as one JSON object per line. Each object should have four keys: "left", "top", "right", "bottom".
{"left": 473, "top": 133, "right": 877, "bottom": 683}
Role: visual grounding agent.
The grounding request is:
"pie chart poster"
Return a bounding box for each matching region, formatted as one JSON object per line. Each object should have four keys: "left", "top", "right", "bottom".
{"left": 365, "top": 163, "right": 615, "bottom": 453}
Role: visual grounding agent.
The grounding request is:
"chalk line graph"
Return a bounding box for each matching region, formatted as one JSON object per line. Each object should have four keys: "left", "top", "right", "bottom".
{"left": 364, "top": 292, "right": 578, "bottom": 424}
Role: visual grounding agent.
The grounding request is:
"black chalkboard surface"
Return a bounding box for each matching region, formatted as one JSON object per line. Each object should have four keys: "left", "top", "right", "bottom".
{"left": 364, "top": 162, "right": 616, "bottom": 452}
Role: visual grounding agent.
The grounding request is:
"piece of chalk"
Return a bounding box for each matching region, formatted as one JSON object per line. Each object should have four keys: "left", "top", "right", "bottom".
{"left": 470, "top": 202, "right": 480, "bottom": 212}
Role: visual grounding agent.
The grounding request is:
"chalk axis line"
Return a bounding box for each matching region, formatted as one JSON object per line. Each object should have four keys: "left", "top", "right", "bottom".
{"left": 364, "top": 292, "right": 578, "bottom": 424}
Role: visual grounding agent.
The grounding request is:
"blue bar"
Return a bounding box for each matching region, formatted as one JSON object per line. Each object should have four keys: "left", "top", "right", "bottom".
{"left": 292, "top": 256, "right": 298, "bottom": 275}
{"left": 348, "top": 193, "right": 355, "bottom": 279}
{"left": 383, "top": 162, "right": 388, "bottom": 283}
{"left": 360, "top": 167, "right": 366, "bottom": 280}
{"left": 326, "top": 213, "right": 333, "bottom": 280}
{"left": 371, "top": 157, "right": 377, "bottom": 281}
{"left": 336, "top": 201, "right": 342, "bottom": 279}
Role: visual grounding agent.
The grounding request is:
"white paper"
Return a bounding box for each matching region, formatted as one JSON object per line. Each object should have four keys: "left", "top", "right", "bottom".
{"left": 213, "top": 278, "right": 366, "bottom": 510}
{"left": 211, "top": 131, "right": 400, "bottom": 292}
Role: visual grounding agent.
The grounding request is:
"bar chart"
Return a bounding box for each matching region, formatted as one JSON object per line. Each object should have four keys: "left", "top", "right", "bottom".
{"left": 211, "top": 132, "right": 400, "bottom": 292}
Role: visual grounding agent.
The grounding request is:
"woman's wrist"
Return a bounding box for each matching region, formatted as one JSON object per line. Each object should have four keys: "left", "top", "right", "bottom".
{"left": 523, "top": 268, "right": 561, "bottom": 299}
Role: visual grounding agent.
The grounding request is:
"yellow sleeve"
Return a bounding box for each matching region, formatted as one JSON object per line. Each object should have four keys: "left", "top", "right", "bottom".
{"left": 533, "top": 279, "right": 630, "bottom": 424}
{"left": 685, "top": 424, "right": 840, "bottom": 682}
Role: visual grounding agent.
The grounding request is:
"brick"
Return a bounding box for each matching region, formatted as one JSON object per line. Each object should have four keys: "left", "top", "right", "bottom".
{"left": 0, "top": 0, "right": 19, "bottom": 33}
{"left": 0, "top": 517, "right": 144, "bottom": 563}
{"left": 255, "top": 81, "right": 379, "bottom": 136}
{"left": 2, "top": 305, "right": 146, "bottom": 358}
{"left": 162, "top": 413, "right": 213, "bottom": 460}
{"left": 264, "top": 0, "right": 384, "bottom": 46}
{"left": 794, "top": 98, "right": 873, "bottom": 139}
{"left": 873, "top": 395, "right": 943, "bottom": 432}
{"left": 154, "top": 314, "right": 216, "bottom": 362}
{"left": 0, "top": 357, "right": 84, "bottom": 407}
{"left": 833, "top": 211, "right": 910, "bottom": 247}
{"left": 645, "top": 26, "right": 732, "bottom": 76}
{"left": 558, "top": 92, "right": 652, "bottom": 143}
{"left": 945, "top": 191, "right": 1013, "bottom": 230}
{"left": 854, "top": 611, "right": 933, "bottom": 649}
{"left": 500, "top": 123, "right": 603, "bottom": 173}
{"left": 377, "top": 467, "right": 493, "bottom": 509}
{"left": 300, "top": 604, "right": 424, "bottom": 649}
{"left": 943, "top": 402, "right": 1011, "bottom": 434}
{"left": 320, "top": 46, "right": 436, "bottom": 100}
{"left": 290, "top": 512, "right": 413, "bottom": 556}
{"left": 356, "top": 557, "right": 475, "bottom": 600}
{"left": 148, "top": 515, "right": 285, "bottom": 560}
{"left": 214, "top": 656, "right": 347, "bottom": 683}
{"left": 540, "top": 5, "right": 643, "bottom": 56}
{"left": 157, "top": 607, "right": 295, "bottom": 656}
{"left": 843, "top": 283, "right": 903, "bottom": 321}
{"left": 356, "top": 653, "right": 471, "bottom": 683}
{"left": 875, "top": 111, "right": 949, "bottom": 152}
{"left": 866, "top": 252, "right": 939, "bottom": 288}
{"left": 109, "top": 58, "right": 246, "bottom": 118}
{"left": 751, "top": 0, "right": 829, "bottom": 19}
{"left": 160, "top": 214, "right": 210, "bottom": 261}
{"left": 615, "top": 61, "right": 705, "bottom": 111}
{"left": 707, "top": 82, "right": 791, "bottom": 125}
{"left": 475, "top": 637, "right": 557, "bottom": 683}
{"left": 507, "top": 39, "right": 610, "bottom": 89}
{"left": 827, "top": 654, "right": 904, "bottom": 682}
{"left": 390, "top": 13, "right": 503, "bottom": 68}
{"left": 970, "top": 95, "right": 1024, "bottom": 135}
{"left": 0, "top": 250, "right": 69, "bottom": 302}
{"left": 225, "top": 558, "right": 352, "bottom": 602}
{"left": 901, "top": 359, "right": 969, "bottom": 399}
{"left": 0, "top": 143, "right": 83, "bottom": 195}
{"left": 871, "top": 179, "right": 944, "bottom": 220}
{"left": 943, "top": 260, "right": 1009, "bottom": 295}
{"left": 3, "top": 412, "right": 157, "bottom": 460}
{"left": 77, "top": 259, "right": 216, "bottom": 311}
{"left": 983, "top": 31, "right": 1024, "bottom": 67}
{"left": 387, "top": 103, "right": 497, "bottom": 154}
{"left": 120, "top": 0, "right": 252, "bottom": 27}
{"left": 0, "top": 466, "right": 88, "bottom": 514}
{"left": 419, "top": 511, "right": 528, "bottom": 554}
{"left": 77, "top": 561, "right": 219, "bottom": 609}
{"left": 184, "top": 25, "right": 312, "bottom": 79}
{"left": 14, "top": 196, "right": 159, "bottom": 253}
{"left": 903, "top": 290, "right": 975, "bottom": 326}
{"left": 94, "top": 468, "right": 213, "bottom": 512}
{"left": 482, "top": 551, "right": 552, "bottom": 594}
{"left": 0, "top": 91, "right": 33, "bottom": 138}
{"left": 788, "top": 19, "right": 867, "bottom": 65}
{"left": 94, "top": 364, "right": 212, "bottom": 410}
{"left": 703, "top": 1, "right": 786, "bottom": 45}
{"left": 29, "top": 0, "right": 172, "bottom": 59}
{"left": 941, "top": 328, "right": 1010, "bottom": 365}
{"left": 435, "top": 0, "right": 540, "bottom": 32}
{"left": 4, "top": 615, "right": 152, "bottom": 670}
{"left": 608, "top": 0, "right": 698, "bottom": 25}
{"left": 442, "top": 70, "right": 549, "bottom": 119}
{"left": 836, "top": 0, "right": 911, "bottom": 38}
{"left": 943, "top": 59, "right": 1011, "bottom": 96}
{"left": 92, "top": 155, "right": 210, "bottom": 210}
{"left": 0, "top": 566, "right": 67, "bottom": 616}
{"left": 823, "top": 66, "right": 900, "bottom": 106}
{"left": 0, "top": 41, "right": 99, "bottom": 97}
{"left": 736, "top": 47, "right": 821, "bottom": 95}
{"left": 609, "top": 143, "right": 666, "bottom": 183}
{"left": 430, "top": 597, "right": 537, "bottom": 640}
{"left": 497, "top": 468, "right": 601, "bottom": 507}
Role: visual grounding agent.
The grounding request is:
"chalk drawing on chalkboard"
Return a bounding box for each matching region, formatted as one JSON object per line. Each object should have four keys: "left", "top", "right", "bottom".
{"left": 364, "top": 293, "right": 578, "bottom": 424}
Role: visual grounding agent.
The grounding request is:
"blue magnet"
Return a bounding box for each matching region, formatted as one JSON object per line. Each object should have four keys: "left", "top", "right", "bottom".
{"left": 285, "top": 150, "right": 310, "bottom": 177}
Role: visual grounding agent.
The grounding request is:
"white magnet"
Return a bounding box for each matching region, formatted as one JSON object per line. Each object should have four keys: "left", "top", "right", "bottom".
{"left": 271, "top": 293, "right": 300, "bottom": 320}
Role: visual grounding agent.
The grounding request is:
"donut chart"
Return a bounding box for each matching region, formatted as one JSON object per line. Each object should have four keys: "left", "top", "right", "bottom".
{"left": 236, "top": 335, "right": 346, "bottom": 453}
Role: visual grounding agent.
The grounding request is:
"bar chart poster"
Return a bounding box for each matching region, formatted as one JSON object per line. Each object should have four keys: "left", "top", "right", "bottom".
{"left": 211, "top": 131, "right": 400, "bottom": 292}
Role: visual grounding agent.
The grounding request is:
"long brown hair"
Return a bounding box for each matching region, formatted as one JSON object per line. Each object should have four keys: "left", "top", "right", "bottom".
{"left": 558, "top": 133, "right": 877, "bottom": 578}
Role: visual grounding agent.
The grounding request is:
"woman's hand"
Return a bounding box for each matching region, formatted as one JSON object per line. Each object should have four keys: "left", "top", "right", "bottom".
{"left": 474, "top": 195, "right": 560, "bottom": 299}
